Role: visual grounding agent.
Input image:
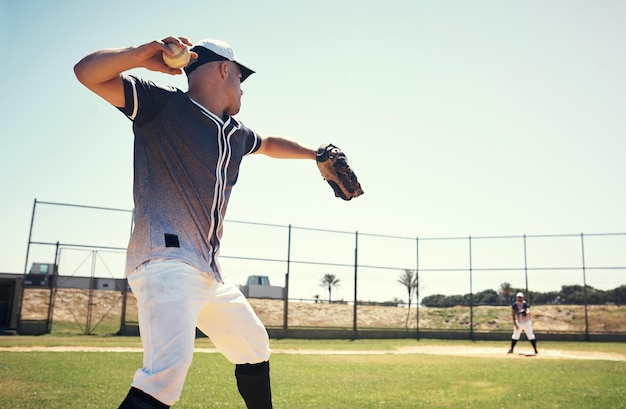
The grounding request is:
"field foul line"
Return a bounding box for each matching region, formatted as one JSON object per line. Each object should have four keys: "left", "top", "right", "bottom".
{"left": 0, "top": 346, "right": 624, "bottom": 361}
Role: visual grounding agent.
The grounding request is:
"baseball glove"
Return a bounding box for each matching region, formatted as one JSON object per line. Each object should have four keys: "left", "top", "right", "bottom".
{"left": 316, "top": 143, "right": 364, "bottom": 201}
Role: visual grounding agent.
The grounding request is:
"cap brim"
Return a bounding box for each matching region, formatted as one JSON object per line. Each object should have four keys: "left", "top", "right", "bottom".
{"left": 237, "top": 63, "right": 255, "bottom": 82}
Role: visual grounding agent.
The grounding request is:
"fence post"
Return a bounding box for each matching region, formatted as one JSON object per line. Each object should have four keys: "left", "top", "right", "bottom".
{"left": 23, "top": 198, "right": 38, "bottom": 275}
{"left": 523, "top": 234, "right": 529, "bottom": 302}
{"left": 283, "top": 224, "right": 292, "bottom": 331}
{"left": 415, "top": 236, "right": 420, "bottom": 340}
{"left": 353, "top": 231, "right": 358, "bottom": 337}
{"left": 120, "top": 274, "right": 129, "bottom": 335}
{"left": 580, "top": 232, "right": 590, "bottom": 341}
{"left": 85, "top": 250, "right": 97, "bottom": 335}
{"left": 468, "top": 235, "right": 474, "bottom": 341}
{"left": 18, "top": 197, "right": 36, "bottom": 331}
{"left": 46, "top": 241, "right": 61, "bottom": 334}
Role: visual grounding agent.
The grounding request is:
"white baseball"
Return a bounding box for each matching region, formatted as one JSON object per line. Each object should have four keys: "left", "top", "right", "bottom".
{"left": 162, "top": 43, "right": 190, "bottom": 69}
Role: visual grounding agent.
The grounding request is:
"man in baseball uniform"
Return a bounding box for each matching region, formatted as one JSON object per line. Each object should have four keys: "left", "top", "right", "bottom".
{"left": 508, "top": 292, "right": 538, "bottom": 355}
{"left": 75, "top": 36, "right": 317, "bottom": 409}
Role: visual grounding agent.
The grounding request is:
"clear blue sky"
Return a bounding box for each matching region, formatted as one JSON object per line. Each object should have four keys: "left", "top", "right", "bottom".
{"left": 1, "top": 1, "right": 625, "bottom": 302}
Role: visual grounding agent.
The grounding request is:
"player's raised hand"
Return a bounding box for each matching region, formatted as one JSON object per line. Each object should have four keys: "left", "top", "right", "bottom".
{"left": 74, "top": 35, "right": 197, "bottom": 107}
{"left": 135, "top": 36, "right": 198, "bottom": 75}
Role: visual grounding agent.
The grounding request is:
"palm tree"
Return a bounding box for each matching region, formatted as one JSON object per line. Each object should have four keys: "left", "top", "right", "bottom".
{"left": 499, "top": 282, "right": 513, "bottom": 305}
{"left": 397, "top": 269, "right": 418, "bottom": 329}
{"left": 319, "top": 274, "right": 340, "bottom": 303}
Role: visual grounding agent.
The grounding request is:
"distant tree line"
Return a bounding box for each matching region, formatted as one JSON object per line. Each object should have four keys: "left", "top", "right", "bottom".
{"left": 420, "top": 283, "right": 626, "bottom": 307}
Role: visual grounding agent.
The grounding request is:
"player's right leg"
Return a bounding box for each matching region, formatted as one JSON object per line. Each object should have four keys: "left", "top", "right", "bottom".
{"left": 235, "top": 361, "right": 273, "bottom": 409}
{"left": 118, "top": 387, "right": 169, "bottom": 409}
{"left": 509, "top": 324, "right": 522, "bottom": 353}
{"left": 120, "top": 259, "right": 214, "bottom": 408}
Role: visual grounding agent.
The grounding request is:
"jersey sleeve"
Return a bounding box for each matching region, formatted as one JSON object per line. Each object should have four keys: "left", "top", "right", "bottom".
{"left": 117, "top": 74, "right": 176, "bottom": 127}
{"left": 239, "top": 123, "right": 262, "bottom": 155}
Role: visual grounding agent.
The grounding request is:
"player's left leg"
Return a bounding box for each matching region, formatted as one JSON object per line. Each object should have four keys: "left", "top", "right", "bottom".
{"left": 196, "top": 279, "right": 272, "bottom": 409}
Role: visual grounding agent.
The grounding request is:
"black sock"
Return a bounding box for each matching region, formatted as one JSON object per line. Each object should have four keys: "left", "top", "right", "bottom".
{"left": 530, "top": 339, "right": 537, "bottom": 351}
{"left": 235, "top": 361, "right": 273, "bottom": 409}
{"left": 510, "top": 340, "right": 518, "bottom": 350}
{"left": 118, "top": 387, "right": 169, "bottom": 409}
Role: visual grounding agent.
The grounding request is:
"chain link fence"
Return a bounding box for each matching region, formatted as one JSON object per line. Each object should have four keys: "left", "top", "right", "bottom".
{"left": 15, "top": 200, "right": 626, "bottom": 340}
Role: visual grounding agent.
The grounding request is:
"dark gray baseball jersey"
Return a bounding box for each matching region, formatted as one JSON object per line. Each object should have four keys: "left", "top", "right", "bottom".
{"left": 118, "top": 75, "right": 261, "bottom": 280}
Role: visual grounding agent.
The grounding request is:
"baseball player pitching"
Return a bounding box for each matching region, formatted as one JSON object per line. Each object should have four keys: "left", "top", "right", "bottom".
{"left": 508, "top": 292, "right": 538, "bottom": 355}
{"left": 74, "top": 35, "right": 361, "bottom": 409}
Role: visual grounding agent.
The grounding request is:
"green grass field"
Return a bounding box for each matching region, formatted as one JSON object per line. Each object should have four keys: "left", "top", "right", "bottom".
{"left": 1, "top": 337, "right": 625, "bottom": 408}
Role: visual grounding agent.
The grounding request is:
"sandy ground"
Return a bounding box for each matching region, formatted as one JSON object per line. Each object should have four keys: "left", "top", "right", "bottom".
{"left": 21, "top": 289, "right": 626, "bottom": 333}
{"left": 13, "top": 289, "right": 625, "bottom": 361}
{"left": 1, "top": 345, "right": 624, "bottom": 361}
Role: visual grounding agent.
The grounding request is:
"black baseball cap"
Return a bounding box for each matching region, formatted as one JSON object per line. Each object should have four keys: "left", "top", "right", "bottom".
{"left": 184, "top": 39, "right": 255, "bottom": 81}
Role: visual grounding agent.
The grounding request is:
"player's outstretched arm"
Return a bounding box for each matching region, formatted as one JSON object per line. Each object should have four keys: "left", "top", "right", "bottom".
{"left": 255, "top": 135, "right": 316, "bottom": 160}
{"left": 256, "top": 137, "right": 364, "bottom": 200}
{"left": 74, "top": 36, "right": 194, "bottom": 107}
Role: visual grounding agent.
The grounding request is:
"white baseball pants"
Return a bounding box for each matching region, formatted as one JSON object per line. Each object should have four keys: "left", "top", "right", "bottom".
{"left": 512, "top": 319, "right": 535, "bottom": 341}
{"left": 126, "top": 259, "right": 271, "bottom": 406}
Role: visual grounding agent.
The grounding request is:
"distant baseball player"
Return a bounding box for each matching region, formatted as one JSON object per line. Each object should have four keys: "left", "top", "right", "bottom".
{"left": 508, "top": 292, "right": 538, "bottom": 355}
{"left": 74, "top": 34, "right": 362, "bottom": 409}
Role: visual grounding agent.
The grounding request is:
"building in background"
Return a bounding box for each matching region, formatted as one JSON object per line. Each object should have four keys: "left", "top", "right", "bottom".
{"left": 239, "top": 275, "right": 284, "bottom": 299}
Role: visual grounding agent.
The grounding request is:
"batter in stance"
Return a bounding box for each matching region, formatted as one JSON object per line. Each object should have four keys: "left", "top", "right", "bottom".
{"left": 508, "top": 292, "right": 538, "bottom": 355}
{"left": 75, "top": 36, "right": 318, "bottom": 408}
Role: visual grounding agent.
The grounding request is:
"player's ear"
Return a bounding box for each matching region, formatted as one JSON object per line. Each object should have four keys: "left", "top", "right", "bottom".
{"left": 220, "top": 61, "right": 230, "bottom": 79}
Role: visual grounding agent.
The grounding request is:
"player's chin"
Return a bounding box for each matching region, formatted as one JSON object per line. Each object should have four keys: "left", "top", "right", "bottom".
{"left": 226, "top": 104, "right": 241, "bottom": 116}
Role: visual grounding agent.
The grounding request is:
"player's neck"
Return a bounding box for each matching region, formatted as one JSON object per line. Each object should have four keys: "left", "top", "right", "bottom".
{"left": 187, "top": 93, "right": 230, "bottom": 121}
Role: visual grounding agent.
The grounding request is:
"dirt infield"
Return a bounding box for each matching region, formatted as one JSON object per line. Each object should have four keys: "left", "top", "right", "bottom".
{"left": 1, "top": 345, "right": 624, "bottom": 361}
